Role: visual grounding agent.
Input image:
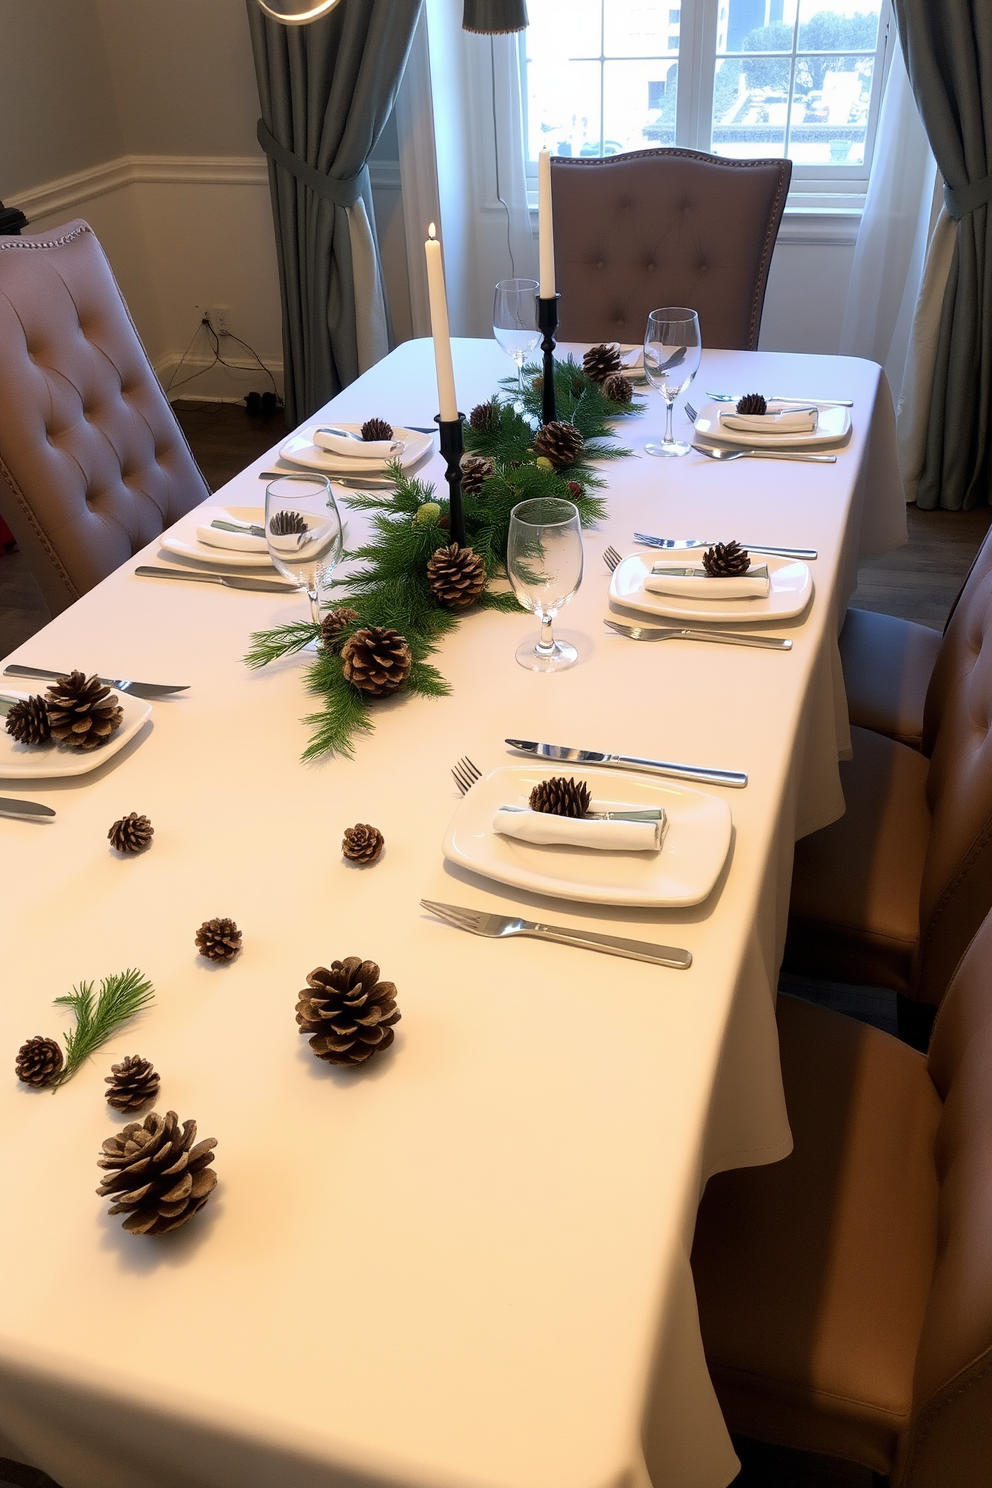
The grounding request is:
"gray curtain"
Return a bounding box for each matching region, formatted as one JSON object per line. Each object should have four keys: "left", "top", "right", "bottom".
{"left": 893, "top": 0, "right": 991, "bottom": 509}
{"left": 246, "top": 0, "right": 423, "bottom": 426}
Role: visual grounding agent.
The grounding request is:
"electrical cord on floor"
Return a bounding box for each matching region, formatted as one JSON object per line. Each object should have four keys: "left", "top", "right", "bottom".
{"left": 164, "top": 318, "right": 280, "bottom": 406}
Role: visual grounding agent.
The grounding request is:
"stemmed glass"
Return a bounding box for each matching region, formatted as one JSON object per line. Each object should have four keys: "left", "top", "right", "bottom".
{"left": 643, "top": 307, "right": 702, "bottom": 457}
{"left": 493, "top": 278, "right": 540, "bottom": 406}
{"left": 264, "top": 473, "right": 344, "bottom": 626}
{"left": 507, "top": 497, "right": 584, "bottom": 672}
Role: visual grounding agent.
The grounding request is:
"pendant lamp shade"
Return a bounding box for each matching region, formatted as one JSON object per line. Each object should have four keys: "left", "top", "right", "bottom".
{"left": 254, "top": 0, "right": 343, "bottom": 22}
{"left": 462, "top": 0, "right": 528, "bottom": 33}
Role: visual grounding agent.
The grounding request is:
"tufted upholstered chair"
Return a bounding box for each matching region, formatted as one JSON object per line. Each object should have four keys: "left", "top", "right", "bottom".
{"left": 785, "top": 552, "right": 992, "bottom": 1017}
{"left": 550, "top": 149, "right": 792, "bottom": 349}
{"left": 0, "top": 220, "right": 210, "bottom": 615}
{"left": 690, "top": 908, "right": 992, "bottom": 1486}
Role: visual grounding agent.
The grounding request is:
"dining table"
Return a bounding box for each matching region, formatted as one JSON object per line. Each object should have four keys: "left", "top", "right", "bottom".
{"left": 0, "top": 336, "right": 906, "bottom": 1488}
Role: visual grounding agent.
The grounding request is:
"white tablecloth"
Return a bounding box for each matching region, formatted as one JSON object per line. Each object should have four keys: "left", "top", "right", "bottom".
{"left": 0, "top": 340, "right": 905, "bottom": 1488}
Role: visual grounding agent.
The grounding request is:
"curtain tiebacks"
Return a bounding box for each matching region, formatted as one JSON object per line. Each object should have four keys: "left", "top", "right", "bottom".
{"left": 256, "top": 119, "right": 365, "bottom": 208}
{"left": 943, "top": 173, "right": 992, "bottom": 221}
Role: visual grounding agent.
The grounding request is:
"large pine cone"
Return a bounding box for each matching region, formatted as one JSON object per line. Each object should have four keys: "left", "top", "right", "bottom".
{"left": 426, "top": 544, "right": 486, "bottom": 610}
{"left": 195, "top": 917, "right": 242, "bottom": 962}
{"left": 340, "top": 626, "right": 412, "bottom": 697}
{"left": 602, "top": 372, "right": 634, "bottom": 405}
{"left": 96, "top": 1110, "right": 217, "bottom": 1235}
{"left": 44, "top": 671, "right": 123, "bottom": 751}
{"left": 321, "top": 605, "right": 360, "bottom": 653}
{"left": 735, "top": 392, "right": 768, "bottom": 415}
{"left": 296, "top": 959, "right": 400, "bottom": 1066}
{"left": 5, "top": 694, "right": 51, "bottom": 746}
{"left": 108, "top": 812, "right": 154, "bottom": 855}
{"left": 529, "top": 776, "right": 591, "bottom": 818}
{"left": 105, "top": 1054, "right": 160, "bottom": 1112}
{"left": 460, "top": 455, "right": 494, "bottom": 495}
{"left": 342, "top": 823, "right": 384, "bottom": 864}
{"left": 703, "top": 540, "right": 751, "bottom": 577}
{"left": 582, "top": 343, "right": 622, "bottom": 383}
{"left": 15, "top": 1035, "right": 63, "bottom": 1087}
{"left": 269, "top": 509, "right": 307, "bottom": 536}
{"left": 469, "top": 401, "right": 499, "bottom": 433}
{"left": 533, "top": 421, "right": 584, "bottom": 469}
{"left": 361, "top": 417, "right": 393, "bottom": 441}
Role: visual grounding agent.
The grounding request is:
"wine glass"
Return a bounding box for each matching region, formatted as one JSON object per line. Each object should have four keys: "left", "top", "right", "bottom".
{"left": 643, "top": 307, "right": 702, "bottom": 457}
{"left": 507, "top": 497, "right": 583, "bottom": 672}
{"left": 264, "top": 473, "right": 344, "bottom": 626}
{"left": 493, "top": 278, "right": 540, "bottom": 405}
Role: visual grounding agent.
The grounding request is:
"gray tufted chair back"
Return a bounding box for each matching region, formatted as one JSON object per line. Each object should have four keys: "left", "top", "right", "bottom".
{"left": 0, "top": 220, "right": 210, "bottom": 615}
{"left": 550, "top": 149, "right": 792, "bottom": 350}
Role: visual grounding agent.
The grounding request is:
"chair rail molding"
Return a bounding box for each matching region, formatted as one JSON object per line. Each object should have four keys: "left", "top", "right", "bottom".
{"left": 7, "top": 155, "right": 269, "bottom": 221}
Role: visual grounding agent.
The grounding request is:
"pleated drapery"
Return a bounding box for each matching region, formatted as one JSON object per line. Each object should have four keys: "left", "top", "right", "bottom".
{"left": 893, "top": 0, "right": 992, "bottom": 509}
{"left": 247, "top": 0, "right": 423, "bottom": 425}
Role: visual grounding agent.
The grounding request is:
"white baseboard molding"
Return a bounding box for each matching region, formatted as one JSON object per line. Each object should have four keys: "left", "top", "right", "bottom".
{"left": 157, "top": 350, "right": 284, "bottom": 405}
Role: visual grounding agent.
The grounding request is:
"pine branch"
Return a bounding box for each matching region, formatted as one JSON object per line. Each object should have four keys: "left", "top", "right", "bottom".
{"left": 53, "top": 969, "right": 155, "bottom": 1088}
{"left": 244, "top": 622, "right": 318, "bottom": 668}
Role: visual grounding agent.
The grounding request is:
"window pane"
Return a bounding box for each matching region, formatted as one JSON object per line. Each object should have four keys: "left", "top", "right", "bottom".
{"left": 604, "top": 0, "right": 679, "bottom": 60}
{"left": 527, "top": 59, "right": 603, "bottom": 160}
{"left": 718, "top": 1, "right": 797, "bottom": 55}
{"left": 797, "top": 0, "right": 879, "bottom": 51}
{"left": 604, "top": 59, "right": 678, "bottom": 151}
{"left": 711, "top": 55, "right": 790, "bottom": 158}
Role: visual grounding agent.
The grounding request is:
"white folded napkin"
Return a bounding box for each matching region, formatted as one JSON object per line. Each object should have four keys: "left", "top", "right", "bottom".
{"left": 195, "top": 508, "right": 267, "bottom": 553}
{"left": 718, "top": 403, "right": 818, "bottom": 435}
{"left": 313, "top": 426, "right": 402, "bottom": 460}
{"left": 492, "top": 808, "right": 662, "bottom": 852}
{"left": 619, "top": 345, "right": 643, "bottom": 372}
{"left": 645, "top": 563, "right": 770, "bottom": 600}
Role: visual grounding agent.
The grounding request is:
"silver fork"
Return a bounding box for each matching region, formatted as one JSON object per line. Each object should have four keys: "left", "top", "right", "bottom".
{"left": 420, "top": 899, "right": 692, "bottom": 968}
{"left": 605, "top": 619, "right": 791, "bottom": 651}
{"left": 452, "top": 756, "right": 481, "bottom": 794}
{"left": 604, "top": 544, "right": 624, "bottom": 572}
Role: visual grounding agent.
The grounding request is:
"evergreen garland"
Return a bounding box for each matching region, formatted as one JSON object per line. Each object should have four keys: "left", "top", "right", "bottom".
{"left": 245, "top": 364, "right": 641, "bottom": 760}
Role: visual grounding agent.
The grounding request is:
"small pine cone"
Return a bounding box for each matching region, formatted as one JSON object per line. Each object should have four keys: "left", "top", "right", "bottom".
{"left": 45, "top": 671, "right": 123, "bottom": 752}
{"left": 567, "top": 480, "right": 582, "bottom": 497}
{"left": 195, "top": 917, "right": 242, "bottom": 962}
{"left": 469, "top": 401, "right": 499, "bottom": 433}
{"left": 5, "top": 694, "right": 51, "bottom": 747}
{"left": 342, "top": 822, "right": 384, "bottom": 865}
{"left": 533, "top": 421, "right": 584, "bottom": 470}
{"left": 735, "top": 392, "right": 768, "bottom": 415}
{"left": 340, "top": 626, "right": 412, "bottom": 697}
{"left": 703, "top": 540, "right": 751, "bottom": 577}
{"left": 460, "top": 455, "right": 494, "bottom": 495}
{"left": 296, "top": 959, "right": 400, "bottom": 1067}
{"left": 582, "top": 343, "right": 622, "bottom": 383}
{"left": 361, "top": 417, "right": 393, "bottom": 441}
{"left": 529, "top": 776, "right": 591, "bottom": 818}
{"left": 269, "top": 509, "right": 307, "bottom": 536}
{"left": 531, "top": 374, "right": 543, "bottom": 392}
{"left": 96, "top": 1110, "right": 217, "bottom": 1235}
{"left": 426, "top": 544, "right": 487, "bottom": 610}
{"left": 15, "top": 1035, "right": 63, "bottom": 1088}
{"left": 321, "top": 605, "right": 360, "bottom": 653}
{"left": 108, "top": 812, "right": 153, "bottom": 855}
{"left": 602, "top": 371, "right": 634, "bottom": 404}
{"left": 105, "top": 1055, "right": 160, "bottom": 1112}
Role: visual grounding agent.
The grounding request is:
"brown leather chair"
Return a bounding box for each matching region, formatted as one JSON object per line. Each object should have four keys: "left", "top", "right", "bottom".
{"left": 0, "top": 219, "right": 210, "bottom": 615}
{"left": 550, "top": 148, "right": 792, "bottom": 349}
{"left": 784, "top": 546, "right": 992, "bottom": 1012}
{"left": 690, "top": 908, "right": 992, "bottom": 1486}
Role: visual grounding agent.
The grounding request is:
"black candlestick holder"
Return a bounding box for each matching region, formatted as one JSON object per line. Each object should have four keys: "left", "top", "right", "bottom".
{"left": 538, "top": 294, "right": 560, "bottom": 426}
{"left": 435, "top": 413, "right": 467, "bottom": 549}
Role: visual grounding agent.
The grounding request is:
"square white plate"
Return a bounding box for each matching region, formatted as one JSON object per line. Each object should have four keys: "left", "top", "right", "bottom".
{"left": 280, "top": 424, "right": 434, "bottom": 475}
{"left": 609, "top": 552, "right": 813, "bottom": 624}
{"left": 160, "top": 506, "right": 277, "bottom": 569}
{"left": 443, "top": 764, "right": 732, "bottom": 907}
{"left": 0, "top": 690, "right": 152, "bottom": 778}
{"left": 694, "top": 400, "right": 851, "bottom": 449}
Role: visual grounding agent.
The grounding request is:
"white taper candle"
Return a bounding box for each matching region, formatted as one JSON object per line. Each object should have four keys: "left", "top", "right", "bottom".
{"left": 425, "top": 224, "right": 458, "bottom": 422}
{"left": 538, "top": 149, "right": 555, "bottom": 298}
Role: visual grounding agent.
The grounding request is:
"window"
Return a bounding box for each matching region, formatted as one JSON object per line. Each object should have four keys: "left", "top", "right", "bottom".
{"left": 524, "top": 0, "right": 893, "bottom": 202}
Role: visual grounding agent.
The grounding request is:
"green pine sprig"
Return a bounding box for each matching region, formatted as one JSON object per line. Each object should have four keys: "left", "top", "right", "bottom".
{"left": 52, "top": 969, "right": 155, "bottom": 1089}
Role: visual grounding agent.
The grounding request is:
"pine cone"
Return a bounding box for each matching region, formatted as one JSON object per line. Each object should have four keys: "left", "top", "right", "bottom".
{"left": 44, "top": 671, "right": 124, "bottom": 752}
{"left": 582, "top": 343, "right": 622, "bottom": 383}
{"left": 602, "top": 372, "right": 634, "bottom": 405}
{"left": 342, "top": 823, "right": 384, "bottom": 865}
{"left": 426, "top": 544, "right": 487, "bottom": 610}
{"left": 361, "top": 417, "right": 393, "bottom": 441}
{"left": 469, "top": 401, "right": 499, "bottom": 433}
{"left": 96, "top": 1109, "right": 217, "bottom": 1235}
{"left": 195, "top": 917, "right": 242, "bottom": 962}
{"left": 703, "top": 540, "right": 751, "bottom": 577}
{"left": 735, "top": 392, "right": 768, "bottom": 415}
{"left": 108, "top": 812, "right": 153, "bottom": 855}
{"left": 529, "top": 776, "right": 591, "bottom": 818}
{"left": 460, "top": 455, "right": 494, "bottom": 495}
{"left": 533, "top": 421, "right": 584, "bottom": 469}
{"left": 269, "top": 509, "right": 307, "bottom": 536}
{"left": 321, "top": 606, "right": 360, "bottom": 653}
{"left": 105, "top": 1055, "right": 160, "bottom": 1112}
{"left": 5, "top": 694, "right": 51, "bottom": 747}
{"left": 340, "top": 626, "right": 412, "bottom": 697}
{"left": 567, "top": 480, "right": 582, "bottom": 496}
{"left": 296, "top": 959, "right": 400, "bottom": 1066}
{"left": 15, "top": 1035, "right": 63, "bottom": 1087}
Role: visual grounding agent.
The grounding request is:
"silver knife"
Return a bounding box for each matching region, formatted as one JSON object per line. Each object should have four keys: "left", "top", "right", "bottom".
{"left": 421, "top": 899, "right": 691, "bottom": 969}
{"left": 506, "top": 738, "right": 747, "bottom": 789}
{"left": 0, "top": 796, "right": 55, "bottom": 820}
{"left": 135, "top": 566, "right": 300, "bottom": 593}
{"left": 211, "top": 518, "right": 266, "bottom": 539}
{"left": 499, "top": 804, "right": 664, "bottom": 821}
{"left": 634, "top": 532, "right": 818, "bottom": 561}
{"left": 706, "top": 392, "right": 853, "bottom": 407}
{"left": 4, "top": 665, "right": 189, "bottom": 699}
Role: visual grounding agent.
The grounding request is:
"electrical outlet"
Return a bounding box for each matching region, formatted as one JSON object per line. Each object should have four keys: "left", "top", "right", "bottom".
{"left": 196, "top": 304, "right": 229, "bottom": 336}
